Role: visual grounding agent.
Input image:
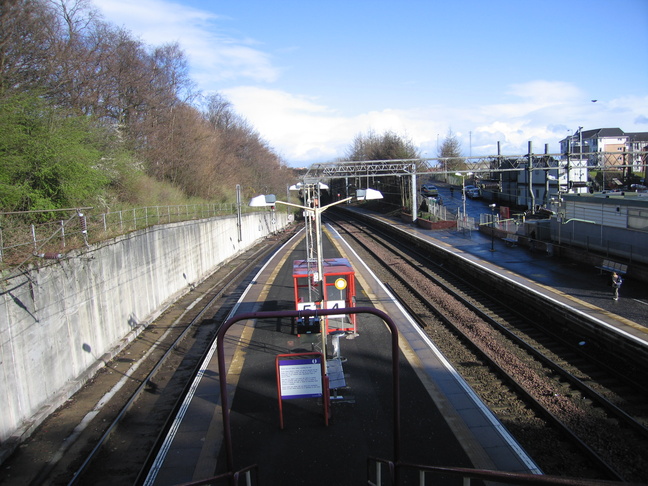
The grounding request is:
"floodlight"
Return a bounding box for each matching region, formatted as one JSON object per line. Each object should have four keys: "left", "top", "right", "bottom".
{"left": 356, "top": 188, "right": 384, "bottom": 201}
{"left": 249, "top": 194, "right": 277, "bottom": 207}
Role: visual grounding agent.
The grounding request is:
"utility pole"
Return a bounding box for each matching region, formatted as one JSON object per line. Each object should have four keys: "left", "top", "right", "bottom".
{"left": 528, "top": 141, "right": 535, "bottom": 214}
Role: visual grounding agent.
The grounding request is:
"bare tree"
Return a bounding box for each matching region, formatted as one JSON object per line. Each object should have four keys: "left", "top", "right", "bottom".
{"left": 44, "top": 0, "right": 106, "bottom": 115}
{"left": 151, "top": 42, "right": 195, "bottom": 105}
{"left": 47, "top": 0, "right": 97, "bottom": 40}
{"left": 438, "top": 129, "right": 465, "bottom": 171}
{"left": 345, "top": 130, "right": 419, "bottom": 161}
{"left": 343, "top": 130, "right": 420, "bottom": 208}
{"left": 204, "top": 93, "right": 251, "bottom": 133}
{"left": 0, "top": 0, "right": 56, "bottom": 94}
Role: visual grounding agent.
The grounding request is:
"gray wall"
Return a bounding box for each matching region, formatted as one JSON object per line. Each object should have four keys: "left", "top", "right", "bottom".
{"left": 0, "top": 211, "right": 289, "bottom": 450}
{"left": 550, "top": 218, "right": 647, "bottom": 266}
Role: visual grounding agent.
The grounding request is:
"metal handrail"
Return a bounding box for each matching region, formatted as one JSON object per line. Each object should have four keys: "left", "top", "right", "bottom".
{"left": 367, "top": 458, "right": 643, "bottom": 486}
{"left": 172, "top": 464, "right": 259, "bottom": 486}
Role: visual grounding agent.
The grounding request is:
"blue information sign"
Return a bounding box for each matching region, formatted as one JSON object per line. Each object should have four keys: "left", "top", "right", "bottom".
{"left": 278, "top": 358, "right": 323, "bottom": 399}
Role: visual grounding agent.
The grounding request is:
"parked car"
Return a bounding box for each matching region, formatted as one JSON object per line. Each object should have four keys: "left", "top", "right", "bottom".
{"left": 464, "top": 185, "right": 481, "bottom": 199}
{"left": 421, "top": 184, "right": 439, "bottom": 196}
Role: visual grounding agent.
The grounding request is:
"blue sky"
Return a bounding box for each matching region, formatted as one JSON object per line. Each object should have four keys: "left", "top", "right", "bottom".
{"left": 94, "top": 0, "right": 648, "bottom": 166}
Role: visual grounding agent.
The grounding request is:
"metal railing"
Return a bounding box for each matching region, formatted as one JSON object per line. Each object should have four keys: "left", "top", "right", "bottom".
{"left": 367, "top": 458, "right": 629, "bottom": 486}
{"left": 168, "top": 464, "right": 259, "bottom": 486}
{"left": 479, "top": 213, "right": 520, "bottom": 234}
{"left": 0, "top": 203, "right": 249, "bottom": 275}
{"left": 456, "top": 214, "right": 476, "bottom": 232}
{"left": 418, "top": 203, "right": 448, "bottom": 222}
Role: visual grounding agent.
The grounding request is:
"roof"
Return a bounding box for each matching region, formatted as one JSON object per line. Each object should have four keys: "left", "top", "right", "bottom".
{"left": 581, "top": 127, "right": 625, "bottom": 139}
{"left": 626, "top": 132, "right": 648, "bottom": 143}
{"left": 560, "top": 127, "right": 627, "bottom": 144}
{"left": 560, "top": 128, "right": 648, "bottom": 144}
{"left": 563, "top": 192, "right": 648, "bottom": 208}
{"left": 292, "top": 258, "right": 354, "bottom": 277}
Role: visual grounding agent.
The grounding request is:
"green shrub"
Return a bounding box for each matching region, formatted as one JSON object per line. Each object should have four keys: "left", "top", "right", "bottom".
{"left": 0, "top": 93, "right": 110, "bottom": 217}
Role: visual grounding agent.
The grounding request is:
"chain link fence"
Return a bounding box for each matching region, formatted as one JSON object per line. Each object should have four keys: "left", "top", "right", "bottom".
{"left": 0, "top": 203, "right": 250, "bottom": 274}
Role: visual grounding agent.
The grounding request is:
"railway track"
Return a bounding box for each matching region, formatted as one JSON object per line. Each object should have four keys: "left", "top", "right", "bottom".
{"left": 328, "top": 212, "right": 648, "bottom": 483}
{"left": 0, "top": 229, "right": 296, "bottom": 486}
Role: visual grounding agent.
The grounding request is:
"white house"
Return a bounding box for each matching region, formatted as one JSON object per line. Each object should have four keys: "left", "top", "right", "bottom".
{"left": 560, "top": 127, "right": 648, "bottom": 184}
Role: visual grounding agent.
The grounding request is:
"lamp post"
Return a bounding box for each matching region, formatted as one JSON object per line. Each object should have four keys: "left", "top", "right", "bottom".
{"left": 251, "top": 186, "right": 382, "bottom": 372}
{"left": 489, "top": 203, "right": 497, "bottom": 251}
{"left": 455, "top": 171, "right": 473, "bottom": 221}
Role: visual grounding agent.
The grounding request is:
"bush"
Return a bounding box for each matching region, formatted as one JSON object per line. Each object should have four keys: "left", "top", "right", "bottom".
{"left": 0, "top": 93, "right": 110, "bottom": 217}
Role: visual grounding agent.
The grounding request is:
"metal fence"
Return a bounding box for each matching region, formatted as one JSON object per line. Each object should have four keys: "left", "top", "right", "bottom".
{"left": 418, "top": 202, "right": 449, "bottom": 222}
{"left": 479, "top": 213, "right": 520, "bottom": 234}
{"left": 0, "top": 203, "right": 248, "bottom": 271}
{"left": 456, "top": 215, "right": 476, "bottom": 233}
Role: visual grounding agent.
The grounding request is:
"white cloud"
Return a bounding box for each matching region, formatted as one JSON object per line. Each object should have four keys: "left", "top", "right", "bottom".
{"left": 220, "top": 87, "right": 347, "bottom": 161}
{"left": 94, "top": 0, "right": 279, "bottom": 82}
{"left": 507, "top": 80, "right": 583, "bottom": 105}
{"left": 96, "top": 0, "right": 217, "bottom": 43}
{"left": 222, "top": 84, "right": 648, "bottom": 165}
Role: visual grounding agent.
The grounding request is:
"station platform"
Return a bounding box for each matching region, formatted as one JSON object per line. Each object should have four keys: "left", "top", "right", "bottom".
{"left": 342, "top": 205, "right": 648, "bottom": 345}
{"left": 144, "top": 227, "right": 541, "bottom": 485}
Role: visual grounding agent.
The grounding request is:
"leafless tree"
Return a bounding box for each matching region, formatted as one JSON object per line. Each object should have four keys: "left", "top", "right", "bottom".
{"left": 438, "top": 128, "right": 465, "bottom": 171}
{"left": 345, "top": 129, "right": 419, "bottom": 161}
{"left": 0, "top": 0, "right": 56, "bottom": 93}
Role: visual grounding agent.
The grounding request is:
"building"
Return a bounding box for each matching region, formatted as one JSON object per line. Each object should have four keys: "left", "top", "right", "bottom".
{"left": 628, "top": 132, "right": 648, "bottom": 181}
{"left": 559, "top": 128, "right": 648, "bottom": 188}
{"left": 551, "top": 192, "right": 648, "bottom": 266}
{"left": 497, "top": 156, "right": 562, "bottom": 210}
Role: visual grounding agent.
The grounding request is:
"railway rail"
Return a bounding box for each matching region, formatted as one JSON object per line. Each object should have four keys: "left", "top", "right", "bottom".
{"left": 0, "top": 229, "right": 296, "bottom": 486}
{"left": 327, "top": 211, "right": 648, "bottom": 484}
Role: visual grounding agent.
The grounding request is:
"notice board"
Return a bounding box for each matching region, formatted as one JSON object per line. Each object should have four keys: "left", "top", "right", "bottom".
{"left": 275, "top": 352, "right": 329, "bottom": 428}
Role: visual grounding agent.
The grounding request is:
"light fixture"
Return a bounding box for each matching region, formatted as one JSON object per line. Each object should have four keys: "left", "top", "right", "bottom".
{"left": 356, "top": 188, "right": 384, "bottom": 201}
{"left": 248, "top": 194, "right": 277, "bottom": 207}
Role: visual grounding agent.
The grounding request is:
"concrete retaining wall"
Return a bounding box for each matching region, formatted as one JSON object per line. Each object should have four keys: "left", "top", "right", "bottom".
{"left": 0, "top": 211, "right": 289, "bottom": 449}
